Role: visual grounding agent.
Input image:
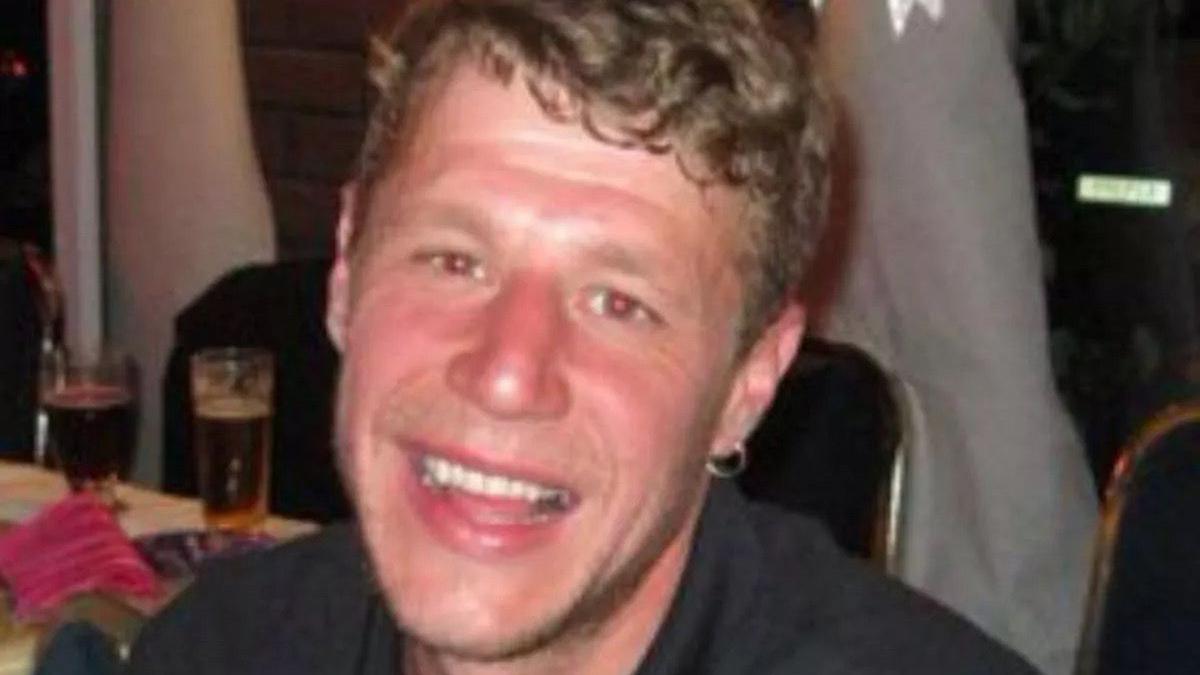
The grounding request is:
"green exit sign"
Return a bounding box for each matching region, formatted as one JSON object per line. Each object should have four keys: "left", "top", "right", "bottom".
{"left": 1077, "top": 174, "right": 1173, "bottom": 209}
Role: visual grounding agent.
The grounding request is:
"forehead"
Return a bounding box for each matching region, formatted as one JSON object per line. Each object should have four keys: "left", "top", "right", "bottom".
{"left": 365, "top": 63, "right": 744, "bottom": 251}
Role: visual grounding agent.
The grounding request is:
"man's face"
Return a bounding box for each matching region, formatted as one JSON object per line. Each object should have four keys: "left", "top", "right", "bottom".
{"left": 329, "top": 64, "right": 800, "bottom": 664}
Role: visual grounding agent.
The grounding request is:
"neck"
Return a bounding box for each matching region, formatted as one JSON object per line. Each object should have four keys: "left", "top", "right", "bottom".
{"left": 401, "top": 510, "right": 702, "bottom": 675}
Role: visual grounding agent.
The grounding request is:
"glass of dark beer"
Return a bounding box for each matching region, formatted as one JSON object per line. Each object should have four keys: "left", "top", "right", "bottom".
{"left": 190, "top": 347, "right": 274, "bottom": 532}
{"left": 42, "top": 348, "right": 138, "bottom": 504}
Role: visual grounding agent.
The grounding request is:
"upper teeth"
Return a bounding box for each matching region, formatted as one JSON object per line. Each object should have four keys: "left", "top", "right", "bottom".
{"left": 422, "top": 455, "right": 566, "bottom": 504}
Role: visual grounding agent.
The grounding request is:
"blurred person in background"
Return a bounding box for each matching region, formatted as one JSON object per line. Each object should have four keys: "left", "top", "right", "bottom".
{"left": 811, "top": 2, "right": 1098, "bottom": 673}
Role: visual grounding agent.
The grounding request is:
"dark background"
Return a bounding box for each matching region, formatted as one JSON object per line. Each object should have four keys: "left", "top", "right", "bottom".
{"left": 0, "top": 0, "right": 49, "bottom": 252}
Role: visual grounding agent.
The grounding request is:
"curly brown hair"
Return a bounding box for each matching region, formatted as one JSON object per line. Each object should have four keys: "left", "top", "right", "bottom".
{"left": 353, "top": 0, "right": 832, "bottom": 347}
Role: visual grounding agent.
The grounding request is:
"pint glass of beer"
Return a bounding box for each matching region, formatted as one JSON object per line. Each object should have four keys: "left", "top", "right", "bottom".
{"left": 42, "top": 348, "right": 138, "bottom": 503}
{"left": 190, "top": 347, "right": 274, "bottom": 532}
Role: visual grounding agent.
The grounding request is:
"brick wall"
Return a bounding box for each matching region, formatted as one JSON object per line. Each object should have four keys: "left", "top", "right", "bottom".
{"left": 238, "top": 0, "right": 401, "bottom": 258}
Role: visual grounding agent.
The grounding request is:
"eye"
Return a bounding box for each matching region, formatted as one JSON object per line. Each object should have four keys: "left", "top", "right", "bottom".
{"left": 585, "top": 287, "right": 663, "bottom": 326}
{"left": 412, "top": 250, "right": 485, "bottom": 281}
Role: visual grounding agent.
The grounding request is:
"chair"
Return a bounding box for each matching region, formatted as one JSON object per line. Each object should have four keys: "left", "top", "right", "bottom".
{"left": 738, "top": 337, "right": 906, "bottom": 568}
{"left": 1074, "top": 400, "right": 1200, "bottom": 675}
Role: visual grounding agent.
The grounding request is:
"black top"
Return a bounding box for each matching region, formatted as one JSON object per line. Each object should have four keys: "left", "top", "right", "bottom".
{"left": 126, "top": 483, "right": 1037, "bottom": 674}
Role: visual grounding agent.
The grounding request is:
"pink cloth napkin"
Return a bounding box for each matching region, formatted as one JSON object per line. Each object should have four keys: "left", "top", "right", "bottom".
{"left": 0, "top": 492, "right": 162, "bottom": 619}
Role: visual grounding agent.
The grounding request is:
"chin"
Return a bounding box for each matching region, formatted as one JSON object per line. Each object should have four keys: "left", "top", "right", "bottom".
{"left": 399, "top": 605, "right": 571, "bottom": 664}
{"left": 365, "top": 528, "right": 583, "bottom": 663}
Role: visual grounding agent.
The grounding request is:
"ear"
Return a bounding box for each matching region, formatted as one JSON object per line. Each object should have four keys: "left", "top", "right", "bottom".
{"left": 710, "top": 302, "right": 806, "bottom": 457}
{"left": 326, "top": 183, "right": 358, "bottom": 352}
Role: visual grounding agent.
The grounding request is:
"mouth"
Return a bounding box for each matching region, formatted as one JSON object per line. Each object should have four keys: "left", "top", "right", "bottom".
{"left": 417, "top": 454, "right": 574, "bottom": 521}
{"left": 400, "top": 445, "right": 580, "bottom": 556}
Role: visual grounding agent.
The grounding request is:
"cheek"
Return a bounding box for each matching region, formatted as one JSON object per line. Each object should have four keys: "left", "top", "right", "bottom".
{"left": 338, "top": 296, "right": 450, "bottom": 432}
{"left": 569, "top": 335, "right": 728, "bottom": 477}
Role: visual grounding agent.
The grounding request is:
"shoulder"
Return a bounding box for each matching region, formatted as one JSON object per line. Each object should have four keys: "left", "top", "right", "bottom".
{"left": 127, "top": 524, "right": 375, "bottom": 675}
{"left": 693, "top": 487, "right": 1039, "bottom": 674}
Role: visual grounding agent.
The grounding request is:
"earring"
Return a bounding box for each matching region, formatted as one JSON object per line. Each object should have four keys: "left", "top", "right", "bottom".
{"left": 706, "top": 441, "right": 748, "bottom": 478}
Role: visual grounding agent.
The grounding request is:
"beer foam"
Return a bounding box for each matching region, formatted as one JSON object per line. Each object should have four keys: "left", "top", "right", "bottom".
{"left": 45, "top": 384, "right": 132, "bottom": 409}
{"left": 196, "top": 397, "right": 271, "bottom": 419}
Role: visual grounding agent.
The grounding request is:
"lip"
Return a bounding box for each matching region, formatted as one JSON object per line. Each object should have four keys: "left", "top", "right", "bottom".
{"left": 396, "top": 437, "right": 579, "bottom": 558}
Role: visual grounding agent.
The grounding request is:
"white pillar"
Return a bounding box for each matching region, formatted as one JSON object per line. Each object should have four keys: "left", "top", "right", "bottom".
{"left": 47, "top": 0, "right": 103, "bottom": 358}
{"left": 106, "top": 0, "right": 275, "bottom": 486}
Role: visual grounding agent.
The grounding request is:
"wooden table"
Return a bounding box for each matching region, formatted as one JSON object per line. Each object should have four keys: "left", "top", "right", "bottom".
{"left": 0, "top": 460, "right": 317, "bottom": 674}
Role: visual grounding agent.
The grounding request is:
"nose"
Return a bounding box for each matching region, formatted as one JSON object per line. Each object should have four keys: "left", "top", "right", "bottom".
{"left": 446, "top": 270, "right": 571, "bottom": 419}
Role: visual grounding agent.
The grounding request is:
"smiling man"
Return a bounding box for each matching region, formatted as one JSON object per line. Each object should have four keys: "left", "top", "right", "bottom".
{"left": 127, "top": 1, "right": 1036, "bottom": 674}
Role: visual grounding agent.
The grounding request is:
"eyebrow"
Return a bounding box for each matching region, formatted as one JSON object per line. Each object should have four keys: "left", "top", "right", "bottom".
{"left": 579, "top": 239, "right": 654, "bottom": 279}
{"left": 376, "top": 190, "right": 705, "bottom": 317}
{"left": 375, "top": 198, "right": 492, "bottom": 243}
